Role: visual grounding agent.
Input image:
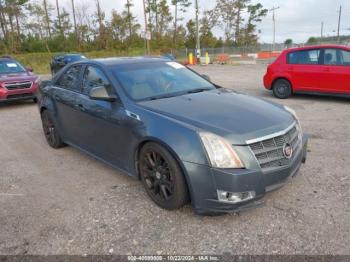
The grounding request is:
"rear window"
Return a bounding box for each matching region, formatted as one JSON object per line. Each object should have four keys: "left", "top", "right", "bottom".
{"left": 288, "top": 49, "right": 320, "bottom": 65}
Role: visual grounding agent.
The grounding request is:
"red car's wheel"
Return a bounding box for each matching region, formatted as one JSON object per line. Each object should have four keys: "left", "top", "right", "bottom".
{"left": 273, "top": 79, "right": 292, "bottom": 99}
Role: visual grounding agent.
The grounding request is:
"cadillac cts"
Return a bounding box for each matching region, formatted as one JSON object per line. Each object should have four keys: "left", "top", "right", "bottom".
{"left": 37, "top": 58, "right": 308, "bottom": 215}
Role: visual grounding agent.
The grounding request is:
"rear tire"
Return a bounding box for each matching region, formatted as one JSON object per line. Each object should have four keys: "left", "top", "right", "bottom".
{"left": 139, "top": 142, "right": 189, "bottom": 210}
{"left": 273, "top": 79, "right": 292, "bottom": 99}
{"left": 33, "top": 97, "right": 37, "bottom": 103}
{"left": 41, "top": 110, "right": 65, "bottom": 149}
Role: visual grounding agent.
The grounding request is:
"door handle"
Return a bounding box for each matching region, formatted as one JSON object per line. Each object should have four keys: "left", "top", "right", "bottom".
{"left": 324, "top": 67, "right": 330, "bottom": 72}
{"left": 287, "top": 66, "right": 293, "bottom": 71}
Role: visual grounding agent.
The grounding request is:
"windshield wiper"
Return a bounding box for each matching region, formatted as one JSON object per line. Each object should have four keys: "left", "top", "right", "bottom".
{"left": 187, "top": 88, "right": 211, "bottom": 94}
{"left": 149, "top": 94, "right": 178, "bottom": 101}
{"left": 146, "top": 88, "right": 211, "bottom": 101}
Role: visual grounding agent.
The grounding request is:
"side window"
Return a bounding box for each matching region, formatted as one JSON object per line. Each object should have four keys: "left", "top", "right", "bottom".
{"left": 56, "top": 65, "right": 82, "bottom": 92}
{"left": 288, "top": 50, "right": 320, "bottom": 65}
{"left": 338, "top": 49, "right": 350, "bottom": 66}
{"left": 323, "top": 49, "right": 338, "bottom": 65}
{"left": 82, "top": 66, "right": 113, "bottom": 95}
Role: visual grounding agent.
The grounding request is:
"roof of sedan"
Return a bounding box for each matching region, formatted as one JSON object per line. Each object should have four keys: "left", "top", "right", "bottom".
{"left": 93, "top": 56, "right": 169, "bottom": 66}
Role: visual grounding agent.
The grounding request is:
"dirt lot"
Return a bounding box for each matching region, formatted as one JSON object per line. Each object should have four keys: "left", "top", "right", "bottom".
{"left": 0, "top": 64, "right": 349, "bottom": 255}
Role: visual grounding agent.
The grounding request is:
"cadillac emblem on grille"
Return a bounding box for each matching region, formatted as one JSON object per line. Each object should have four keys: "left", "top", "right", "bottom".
{"left": 283, "top": 143, "right": 293, "bottom": 159}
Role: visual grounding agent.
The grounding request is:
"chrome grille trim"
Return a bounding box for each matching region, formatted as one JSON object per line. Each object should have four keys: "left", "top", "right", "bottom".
{"left": 247, "top": 122, "right": 302, "bottom": 171}
{"left": 246, "top": 122, "right": 296, "bottom": 145}
{"left": 4, "top": 81, "right": 33, "bottom": 90}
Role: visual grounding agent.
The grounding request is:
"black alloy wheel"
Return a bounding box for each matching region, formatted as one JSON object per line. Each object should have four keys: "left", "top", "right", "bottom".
{"left": 139, "top": 143, "right": 188, "bottom": 210}
{"left": 41, "top": 110, "right": 65, "bottom": 149}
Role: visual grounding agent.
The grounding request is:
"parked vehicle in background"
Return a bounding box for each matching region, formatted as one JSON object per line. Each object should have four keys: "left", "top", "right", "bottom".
{"left": 50, "top": 54, "right": 86, "bottom": 76}
{"left": 0, "top": 57, "right": 40, "bottom": 103}
{"left": 264, "top": 45, "right": 350, "bottom": 99}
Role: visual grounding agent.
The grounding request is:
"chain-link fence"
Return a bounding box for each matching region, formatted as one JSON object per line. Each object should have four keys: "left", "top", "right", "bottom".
{"left": 174, "top": 41, "right": 350, "bottom": 63}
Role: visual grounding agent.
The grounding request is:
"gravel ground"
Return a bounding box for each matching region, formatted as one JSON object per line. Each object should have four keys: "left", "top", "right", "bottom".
{"left": 0, "top": 64, "right": 349, "bottom": 255}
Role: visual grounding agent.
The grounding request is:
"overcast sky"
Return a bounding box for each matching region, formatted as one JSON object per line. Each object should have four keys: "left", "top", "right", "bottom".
{"left": 50, "top": 0, "right": 349, "bottom": 43}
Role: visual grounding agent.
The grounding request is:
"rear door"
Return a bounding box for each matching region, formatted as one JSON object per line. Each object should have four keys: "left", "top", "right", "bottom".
{"left": 286, "top": 49, "right": 322, "bottom": 92}
{"left": 319, "top": 48, "right": 350, "bottom": 94}
{"left": 52, "top": 64, "right": 85, "bottom": 145}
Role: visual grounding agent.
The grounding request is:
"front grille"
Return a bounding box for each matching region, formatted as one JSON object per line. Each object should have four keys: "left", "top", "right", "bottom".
{"left": 4, "top": 81, "right": 32, "bottom": 90}
{"left": 248, "top": 124, "right": 302, "bottom": 170}
{"left": 6, "top": 93, "right": 34, "bottom": 99}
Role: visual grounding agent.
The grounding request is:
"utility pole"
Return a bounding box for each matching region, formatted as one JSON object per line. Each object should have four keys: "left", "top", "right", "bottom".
{"left": 56, "top": 0, "right": 62, "bottom": 35}
{"left": 142, "top": 0, "right": 150, "bottom": 55}
{"left": 337, "top": 5, "right": 342, "bottom": 43}
{"left": 195, "top": 0, "right": 200, "bottom": 59}
{"left": 321, "top": 22, "right": 324, "bottom": 39}
{"left": 269, "top": 6, "right": 280, "bottom": 52}
{"left": 71, "top": 0, "right": 78, "bottom": 40}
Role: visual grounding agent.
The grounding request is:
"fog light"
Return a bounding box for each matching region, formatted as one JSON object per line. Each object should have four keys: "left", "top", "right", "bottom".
{"left": 217, "top": 190, "right": 255, "bottom": 204}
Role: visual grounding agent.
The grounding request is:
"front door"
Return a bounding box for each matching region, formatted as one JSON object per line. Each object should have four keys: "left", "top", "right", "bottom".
{"left": 319, "top": 48, "right": 350, "bottom": 94}
{"left": 74, "top": 65, "right": 132, "bottom": 169}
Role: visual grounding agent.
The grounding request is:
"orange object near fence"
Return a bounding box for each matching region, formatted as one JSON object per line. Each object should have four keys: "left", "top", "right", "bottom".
{"left": 216, "top": 54, "right": 230, "bottom": 63}
{"left": 257, "top": 51, "right": 282, "bottom": 59}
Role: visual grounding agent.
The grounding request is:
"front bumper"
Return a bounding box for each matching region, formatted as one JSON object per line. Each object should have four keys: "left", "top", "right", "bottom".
{"left": 0, "top": 84, "right": 38, "bottom": 102}
{"left": 184, "top": 135, "right": 308, "bottom": 215}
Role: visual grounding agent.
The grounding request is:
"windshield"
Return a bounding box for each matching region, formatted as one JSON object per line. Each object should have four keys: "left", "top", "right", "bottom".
{"left": 112, "top": 61, "right": 215, "bottom": 101}
{"left": 0, "top": 61, "right": 26, "bottom": 74}
{"left": 65, "top": 55, "right": 86, "bottom": 63}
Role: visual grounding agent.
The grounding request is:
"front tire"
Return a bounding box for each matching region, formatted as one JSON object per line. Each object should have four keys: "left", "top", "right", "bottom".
{"left": 273, "top": 79, "right": 292, "bottom": 99}
{"left": 139, "top": 143, "right": 189, "bottom": 210}
{"left": 41, "top": 110, "right": 65, "bottom": 149}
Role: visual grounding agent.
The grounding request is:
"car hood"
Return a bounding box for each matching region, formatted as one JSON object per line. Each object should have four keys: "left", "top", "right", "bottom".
{"left": 0, "top": 72, "right": 37, "bottom": 82}
{"left": 138, "top": 89, "right": 295, "bottom": 145}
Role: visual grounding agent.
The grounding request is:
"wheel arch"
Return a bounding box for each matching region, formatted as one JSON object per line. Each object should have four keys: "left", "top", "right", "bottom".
{"left": 272, "top": 77, "right": 294, "bottom": 92}
{"left": 40, "top": 106, "right": 47, "bottom": 113}
{"left": 134, "top": 137, "right": 193, "bottom": 202}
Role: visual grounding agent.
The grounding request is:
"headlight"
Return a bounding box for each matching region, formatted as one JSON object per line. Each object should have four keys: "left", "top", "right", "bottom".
{"left": 34, "top": 77, "right": 41, "bottom": 84}
{"left": 199, "top": 132, "right": 244, "bottom": 169}
{"left": 284, "top": 106, "right": 300, "bottom": 124}
{"left": 284, "top": 105, "right": 303, "bottom": 136}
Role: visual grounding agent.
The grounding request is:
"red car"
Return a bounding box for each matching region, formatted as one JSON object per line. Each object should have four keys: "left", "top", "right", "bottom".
{"left": 264, "top": 45, "right": 350, "bottom": 99}
{"left": 0, "top": 58, "right": 40, "bottom": 103}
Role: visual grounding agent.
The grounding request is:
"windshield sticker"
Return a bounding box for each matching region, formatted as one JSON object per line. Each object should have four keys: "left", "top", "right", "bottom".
{"left": 7, "top": 63, "right": 18, "bottom": 68}
{"left": 166, "top": 62, "right": 185, "bottom": 69}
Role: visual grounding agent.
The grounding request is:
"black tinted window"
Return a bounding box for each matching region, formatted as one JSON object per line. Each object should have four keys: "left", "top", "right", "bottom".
{"left": 324, "top": 49, "right": 338, "bottom": 65}
{"left": 56, "top": 65, "right": 82, "bottom": 92}
{"left": 82, "top": 66, "right": 113, "bottom": 95}
{"left": 324, "top": 48, "right": 350, "bottom": 66}
{"left": 288, "top": 49, "right": 320, "bottom": 65}
{"left": 339, "top": 49, "right": 350, "bottom": 65}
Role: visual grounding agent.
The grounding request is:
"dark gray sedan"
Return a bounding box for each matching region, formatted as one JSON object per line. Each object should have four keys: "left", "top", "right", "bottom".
{"left": 37, "top": 57, "right": 308, "bottom": 215}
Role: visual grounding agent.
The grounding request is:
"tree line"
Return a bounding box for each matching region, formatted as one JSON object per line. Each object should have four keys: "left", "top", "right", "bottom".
{"left": 0, "top": 0, "right": 268, "bottom": 54}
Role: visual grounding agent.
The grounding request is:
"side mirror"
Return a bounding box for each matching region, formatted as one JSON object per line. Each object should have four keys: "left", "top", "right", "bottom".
{"left": 26, "top": 67, "right": 33, "bottom": 72}
{"left": 202, "top": 74, "right": 211, "bottom": 82}
{"left": 89, "top": 86, "right": 117, "bottom": 102}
